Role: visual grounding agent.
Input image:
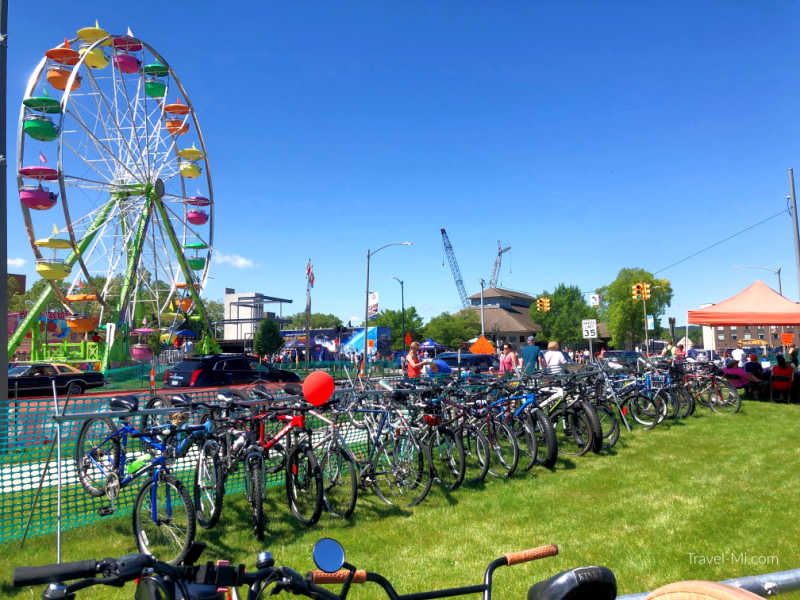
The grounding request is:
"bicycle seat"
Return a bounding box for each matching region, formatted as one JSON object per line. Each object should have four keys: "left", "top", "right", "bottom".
{"left": 284, "top": 382, "right": 303, "bottom": 397}
{"left": 527, "top": 566, "right": 616, "bottom": 600}
{"left": 109, "top": 395, "right": 139, "bottom": 412}
{"left": 166, "top": 393, "right": 192, "bottom": 408}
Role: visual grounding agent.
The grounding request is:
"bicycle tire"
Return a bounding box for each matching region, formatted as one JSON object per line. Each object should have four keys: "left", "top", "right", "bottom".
{"left": 194, "top": 439, "right": 225, "bottom": 529}
{"left": 461, "top": 426, "right": 491, "bottom": 483}
{"left": 551, "top": 407, "right": 592, "bottom": 457}
{"left": 577, "top": 400, "right": 603, "bottom": 453}
{"left": 285, "top": 445, "right": 324, "bottom": 525}
{"left": 75, "top": 417, "right": 120, "bottom": 497}
{"left": 510, "top": 413, "right": 538, "bottom": 471}
{"left": 482, "top": 418, "right": 519, "bottom": 477}
{"left": 319, "top": 445, "right": 358, "bottom": 519}
{"left": 675, "top": 386, "right": 694, "bottom": 419}
{"left": 709, "top": 378, "right": 742, "bottom": 414}
{"left": 429, "top": 427, "right": 465, "bottom": 490}
{"left": 244, "top": 455, "right": 265, "bottom": 540}
{"left": 132, "top": 473, "right": 196, "bottom": 565}
{"left": 630, "top": 392, "right": 660, "bottom": 429}
{"left": 531, "top": 409, "right": 558, "bottom": 469}
{"left": 594, "top": 404, "right": 620, "bottom": 449}
{"left": 372, "top": 431, "right": 433, "bottom": 506}
{"left": 140, "top": 394, "right": 173, "bottom": 432}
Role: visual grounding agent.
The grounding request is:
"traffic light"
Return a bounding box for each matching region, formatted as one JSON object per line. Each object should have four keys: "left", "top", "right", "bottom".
{"left": 631, "top": 283, "right": 642, "bottom": 301}
{"left": 642, "top": 282, "right": 652, "bottom": 300}
{"left": 542, "top": 297, "right": 551, "bottom": 312}
{"left": 536, "top": 298, "right": 544, "bottom": 312}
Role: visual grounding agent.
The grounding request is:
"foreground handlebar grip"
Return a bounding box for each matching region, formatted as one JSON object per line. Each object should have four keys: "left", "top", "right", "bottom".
{"left": 14, "top": 560, "right": 98, "bottom": 586}
{"left": 505, "top": 544, "right": 559, "bottom": 566}
{"left": 308, "top": 570, "right": 367, "bottom": 584}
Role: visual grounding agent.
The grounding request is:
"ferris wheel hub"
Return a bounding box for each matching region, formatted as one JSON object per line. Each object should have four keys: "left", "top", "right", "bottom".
{"left": 154, "top": 178, "right": 165, "bottom": 198}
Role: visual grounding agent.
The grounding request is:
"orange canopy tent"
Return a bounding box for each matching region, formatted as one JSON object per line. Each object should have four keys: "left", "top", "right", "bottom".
{"left": 687, "top": 280, "right": 800, "bottom": 325}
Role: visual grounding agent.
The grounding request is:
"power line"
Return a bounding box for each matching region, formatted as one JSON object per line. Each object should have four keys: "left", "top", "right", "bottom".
{"left": 653, "top": 209, "right": 788, "bottom": 275}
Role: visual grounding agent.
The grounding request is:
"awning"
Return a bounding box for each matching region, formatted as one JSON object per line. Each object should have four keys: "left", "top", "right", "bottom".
{"left": 687, "top": 280, "right": 800, "bottom": 325}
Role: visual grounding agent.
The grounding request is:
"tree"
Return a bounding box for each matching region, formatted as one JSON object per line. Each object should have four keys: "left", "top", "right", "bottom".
{"left": 286, "top": 312, "right": 342, "bottom": 329}
{"left": 7, "top": 277, "right": 26, "bottom": 312}
{"left": 203, "top": 299, "right": 224, "bottom": 324}
{"left": 597, "top": 268, "right": 673, "bottom": 349}
{"left": 529, "top": 283, "right": 597, "bottom": 347}
{"left": 253, "top": 318, "right": 284, "bottom": 356}
{"left": 423, "top": 310, "right": 481, "bottom": 348}
{"left": 373, "top": 306, "right": 425, "bottom": 350}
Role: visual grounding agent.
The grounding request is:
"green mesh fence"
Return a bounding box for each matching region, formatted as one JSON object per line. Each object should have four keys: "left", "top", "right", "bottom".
{"left": 0, "top": 385, "right": 370, "bottom": 544}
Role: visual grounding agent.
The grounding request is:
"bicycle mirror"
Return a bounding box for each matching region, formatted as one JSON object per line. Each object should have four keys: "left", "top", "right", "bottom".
{"left": 313, "top": 538, "right": 345, "bottom": 573}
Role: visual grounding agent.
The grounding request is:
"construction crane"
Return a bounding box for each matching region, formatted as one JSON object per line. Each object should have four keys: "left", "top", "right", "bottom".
{"left": 440, "top": 228, "right": 470, "bottom": 308}
{"left": 489, "top": 241, "right": 511, "bottom": 288}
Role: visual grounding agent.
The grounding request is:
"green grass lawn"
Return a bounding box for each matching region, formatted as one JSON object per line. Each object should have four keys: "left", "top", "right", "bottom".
{"left": 3, "top": 401, "right": 799, "bottom": 599}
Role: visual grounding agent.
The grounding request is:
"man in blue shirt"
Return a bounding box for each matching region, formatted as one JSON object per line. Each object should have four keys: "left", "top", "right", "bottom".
{"left": 520, "top": 335, "right": 542, "bottom": 374}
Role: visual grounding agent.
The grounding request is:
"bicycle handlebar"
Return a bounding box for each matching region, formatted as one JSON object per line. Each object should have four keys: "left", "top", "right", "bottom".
{"left": 308, "top": 569, "right": 368, "bottom": 584}
{"left": 505, "top": 544, "right": 559, "bottom": 565}
{"left": 13, "top": 559, "right": 100, "bottom": 586}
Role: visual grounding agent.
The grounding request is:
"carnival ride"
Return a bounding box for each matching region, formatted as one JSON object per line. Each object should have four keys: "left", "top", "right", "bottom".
{"left": 10, "top": 22, "right": 220, "bottom": 371}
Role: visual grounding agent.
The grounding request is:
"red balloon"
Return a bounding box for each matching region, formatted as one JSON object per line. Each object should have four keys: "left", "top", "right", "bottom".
{"left": 303, "top": 370, "right": 335, "bottom": 406}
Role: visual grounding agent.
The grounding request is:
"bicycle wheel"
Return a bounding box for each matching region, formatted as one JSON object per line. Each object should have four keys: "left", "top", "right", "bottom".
{"left": 482, "top": 418, "right": 519, "bottom": 477}
{"left": 140, "top": 394, "right": 173, "bottom": 431}
{"left": 285, "top": 445, "right": 324, "bottom": 525}
{"left": 510, "top": 414, "right": 538, "bottom": 471}
{"left": 194, "top": 439, "right": 225, "bottom": 529}
{"left": 75, "top": 417, "right": 120, "bottom": 497}
{"left": 594, "top": 404, "right": 620, "bottom": 450}
{"left": 576, "top": 400, "right": 603, "bottom": 453}
{"left": 372, "top": 431, "right": 433, "bottom": 506}
{"left": 629, "top": 392, "right": 660, "bottom": 429}
{"left": 531, "top": 409, "right": 558, "bottom": 469}
{"left": 675, "top": 386, "right": 694, "bottom": 419}
{"left": 319, "top": 445, "right": 358, "bottom": 519}
{"left": 244, "top": 455, "right": 265, "bottom": 540}
{"left": 551, "top": 407, "right": 592, "bottom": 457}
{"left": 708, "top": 378, "right": 742, "bottom": 415}
{"left": 429, "top": 427, "right": 465, "bottom": 490}
{"left": 132, "top": 473, "right": 195, "bottom": 565}
{"left": 461, "top": 426, "right": 490, "bottom": 483}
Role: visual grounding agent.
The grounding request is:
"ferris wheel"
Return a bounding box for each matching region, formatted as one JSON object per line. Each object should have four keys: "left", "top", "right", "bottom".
{"left": 10, "top": 22, "right": 219, "bottom": 369}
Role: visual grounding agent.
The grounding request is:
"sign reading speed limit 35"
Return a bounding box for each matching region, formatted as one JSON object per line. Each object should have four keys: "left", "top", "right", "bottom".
{"left": 582, "top": 319, "right": 597, "bottom": 339}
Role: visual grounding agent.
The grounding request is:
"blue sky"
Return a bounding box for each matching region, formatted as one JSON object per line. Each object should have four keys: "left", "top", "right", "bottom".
{"left": 6, "top": 1, "right": 800, "bottom": 326}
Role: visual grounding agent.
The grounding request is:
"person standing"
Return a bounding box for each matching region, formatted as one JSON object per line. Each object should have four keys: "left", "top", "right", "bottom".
{"left": 789, "top": 344, "right": 799, "bottom": 369}
{"left": 406, "top": 342, "right": 430, "bottom": 379}
{"left": 520, "top": 335, "right": 542, "bottom": 374}
{"left": 731, "top": 341, "right": 745, "bottom": 367}
{"left": 543, "top": 341, "right": 567, "bottom": 374}
{"left": 499, "top": 343, "right": 518, "bottom": 376}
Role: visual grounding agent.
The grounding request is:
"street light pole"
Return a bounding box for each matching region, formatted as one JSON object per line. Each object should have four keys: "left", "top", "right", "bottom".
{"left": 364, "top": 242, "right": 411, "bottom": 378}
{"left": 392, "top": 276, "right": 406, "bottom": 354}
{"left": 733, "top": 265, "right": 783, "bottom": 296}
{"left": 479, "top": 278, "right": 485, "bottom": 335}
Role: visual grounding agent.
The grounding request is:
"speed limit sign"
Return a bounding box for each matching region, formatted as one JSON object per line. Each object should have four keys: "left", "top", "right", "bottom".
{"left": 582, "top": 319, "right": 597, "bottom": 339}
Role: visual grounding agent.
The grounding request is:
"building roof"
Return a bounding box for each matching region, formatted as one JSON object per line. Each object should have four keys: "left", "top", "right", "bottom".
{"left": 467, "top": 287, "right": 535, "bottom": 301}
{"left": 473, "top": 305, "right": 541, "bottom": 334}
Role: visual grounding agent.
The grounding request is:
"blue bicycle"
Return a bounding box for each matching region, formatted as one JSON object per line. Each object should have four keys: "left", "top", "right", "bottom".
{"left": 73, "top": 395, "right": 197, "bottom": 564}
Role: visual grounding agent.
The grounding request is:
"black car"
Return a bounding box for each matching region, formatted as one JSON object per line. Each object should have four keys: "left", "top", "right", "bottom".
{"left": 163, "top": 354, "right": 300, "bottom": 388}
{"left": 8, "top": 362, "right": 106, "bottom": 397}
{"left": 436, "top": 352, "right": 499, "bottom": 372}
{"left": 602, "top": 351, "right": 644, "bottom": 369}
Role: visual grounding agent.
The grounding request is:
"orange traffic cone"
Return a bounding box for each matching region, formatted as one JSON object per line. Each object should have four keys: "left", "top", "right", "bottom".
{"left": 150, "top": 364, "right": 155, "bottom": 391}
{"left": 360, "top": 360, "right": 364, "bottom": 377}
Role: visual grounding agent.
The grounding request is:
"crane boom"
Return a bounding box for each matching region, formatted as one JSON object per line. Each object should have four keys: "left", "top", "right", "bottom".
{"left": 489, "top": 241, "right": 511, "bottom": 288}
{"left": 440, "top": 228, "right": 470, "bottom": 308}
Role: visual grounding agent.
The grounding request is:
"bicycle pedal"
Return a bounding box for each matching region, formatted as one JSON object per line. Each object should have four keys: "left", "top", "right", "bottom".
{"left": 97, "top": 506, "right": 115, "bottom": 517}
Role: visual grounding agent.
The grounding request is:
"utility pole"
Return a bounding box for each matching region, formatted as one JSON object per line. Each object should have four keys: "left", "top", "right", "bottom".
{"left": 1, "top": 0, "right": 8, "bottom": 447}
{"left": 789, "top": 169, "right": 800, "bottom": 301}
{"left": 479, "top": 278, "right": 485, "bottom": 335}
{"left": 393, "top": 276, "right": 405, "bottom": 353}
